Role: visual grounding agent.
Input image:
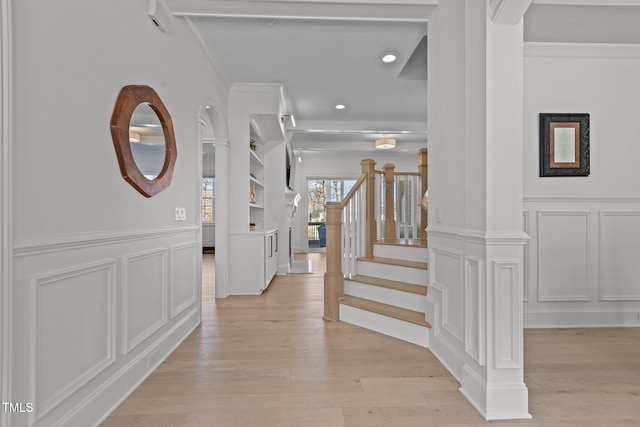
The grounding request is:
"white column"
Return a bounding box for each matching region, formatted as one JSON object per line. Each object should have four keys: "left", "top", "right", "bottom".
{"left": 1, "top": 1, "right": 12, "bottom": 424}
{"left": 214, "top": 138, "right": 229, "bottom": 298}
{"left": 427, "top": 0, "right": 530, "bottom": 420}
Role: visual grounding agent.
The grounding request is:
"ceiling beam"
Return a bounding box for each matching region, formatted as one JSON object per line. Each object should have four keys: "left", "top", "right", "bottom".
{"left": 165, "top": 0, "right": 437, "bottom": 22}
{"left": 288, "top": 120, "right": 428, "bottom": 135}
{"left": 490, "top": 0, "right": 533, "bottom": 24}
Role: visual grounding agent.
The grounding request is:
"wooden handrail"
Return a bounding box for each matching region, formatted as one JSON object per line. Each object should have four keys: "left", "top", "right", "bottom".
{"left": 338, "top": 172, "right": 366, "bottom": 209}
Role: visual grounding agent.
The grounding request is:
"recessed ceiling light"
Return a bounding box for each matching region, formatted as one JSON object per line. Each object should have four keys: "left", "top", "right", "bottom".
{"left": 335, "top": 104, "right": 346, "bottom": 110}
{"left": 382, "top": 54, "right": 397, "bottom": 63}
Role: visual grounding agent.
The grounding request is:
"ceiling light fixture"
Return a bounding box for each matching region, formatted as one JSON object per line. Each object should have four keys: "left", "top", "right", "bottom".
{"left": 335, "top": 104, "right": 346, "bottom": 110}
{"left": 375, "top": 133, "right": 396, "bottom": 150}
{"left": 129, "top": 131, "right": 141, "bottom": 143}
{"left": 382, "top": 54, "right": 397, "bottom": 63}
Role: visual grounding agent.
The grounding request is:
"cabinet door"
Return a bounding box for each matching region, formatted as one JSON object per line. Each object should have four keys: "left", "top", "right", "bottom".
{"left": 263, "top": 234, "right": 272, "bottom": 289}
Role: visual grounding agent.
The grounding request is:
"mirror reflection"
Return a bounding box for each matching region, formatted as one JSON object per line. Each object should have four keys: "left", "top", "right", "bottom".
{"left": 129, "top": 103, "right": 166, "bottom": 179}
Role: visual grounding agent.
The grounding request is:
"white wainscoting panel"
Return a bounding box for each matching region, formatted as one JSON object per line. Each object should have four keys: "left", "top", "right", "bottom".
{"left": 432, "top": 248, "right": 464, "bottom": 343}
{"left": 464, "top": 258, "right": 485, "bottom": 366}
{"left": 537, "top": 211, "right": 591, "bottom": 302}
{"left": 522, "top": 211, "right": 530, "bottom": 302}
{"left": 32, "top": 259, "right": 117, "bottom": 420}
{"left": 169, "top": 242, "right": 198, "bottom": 318}
{"left": 493, "top": 261, "right": 521, "bottom": 370}
{"left": 121, "top": 248, "right": 168, "bottom": 354}
{"left": 600, "top": 212, "right": 640, "bottom": 301}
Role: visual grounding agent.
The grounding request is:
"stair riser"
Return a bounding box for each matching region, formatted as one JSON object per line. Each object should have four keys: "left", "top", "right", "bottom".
{"left": 356, "top": 261, "right": 428, "bottom": 286}
{"left": 340, "top": 304, "right": 429, "bottom": 348}
{"left": 345, "top": 280, "right": 427, "bottom": 313}
{"left": 373, "top": 244, "right": 429, "bottom": 263}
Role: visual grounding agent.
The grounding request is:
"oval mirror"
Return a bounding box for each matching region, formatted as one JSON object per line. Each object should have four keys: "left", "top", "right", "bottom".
{"left": 110, "top": 85, "right": 177, "bottom": 197}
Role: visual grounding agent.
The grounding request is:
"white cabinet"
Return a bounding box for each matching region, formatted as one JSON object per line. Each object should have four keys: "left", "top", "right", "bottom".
{"left": 229, "top": 229, "right": 278, "bottom": 295}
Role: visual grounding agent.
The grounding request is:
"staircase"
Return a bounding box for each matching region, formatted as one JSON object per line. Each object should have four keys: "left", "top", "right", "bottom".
{"left": 339, "top": 239, "right": 431, "bottom": 348}
{"left": 323, "top": 151, "right": 430, "bottom": 348}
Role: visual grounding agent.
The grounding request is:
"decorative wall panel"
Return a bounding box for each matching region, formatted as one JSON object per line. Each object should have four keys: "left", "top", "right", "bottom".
{"left": 432, "top": 248, "right": 464, "bottom": 342}
{"left": 169, "top": 242, "right": 198, "bottom": 318}
{"left": 464, "top": 258, "right": 485, "bottom": 365}
{"left": 537, "top": 211, "right": 591, "bottom": 301}
{"left": 122, "top": 248, "right": 168, "bottom": 353}
{"left": 600, "top": 212, "right": 640, "bottom": 301}
{"left": 493, "top": 261, "right": 521, "bottom": 369}
{"left": 33, "top": 260, "right": 116, "bottom": 419}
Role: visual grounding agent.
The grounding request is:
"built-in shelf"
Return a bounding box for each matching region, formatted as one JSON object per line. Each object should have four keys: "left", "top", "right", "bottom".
{"left": 250, "top": 176, "right": 264, "bottom": 187}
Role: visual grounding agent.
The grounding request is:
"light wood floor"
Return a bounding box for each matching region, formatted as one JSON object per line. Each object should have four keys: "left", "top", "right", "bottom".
{"left": 102, "top": 253, "right": 640, "bottom": 426}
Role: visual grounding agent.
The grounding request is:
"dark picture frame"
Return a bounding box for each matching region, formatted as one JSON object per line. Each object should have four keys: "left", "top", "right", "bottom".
{"left": 539, "top": 113, "right": 590, "bottom": 177}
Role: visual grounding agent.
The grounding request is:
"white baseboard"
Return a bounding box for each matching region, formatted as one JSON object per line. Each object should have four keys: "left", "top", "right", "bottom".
{"left": 524, "top": 309, "right": 640, "bottom": 328}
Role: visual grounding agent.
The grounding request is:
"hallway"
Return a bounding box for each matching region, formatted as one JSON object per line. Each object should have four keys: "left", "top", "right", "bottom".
{"left": 102, "top": 253, "right": 640, "bottom": 426}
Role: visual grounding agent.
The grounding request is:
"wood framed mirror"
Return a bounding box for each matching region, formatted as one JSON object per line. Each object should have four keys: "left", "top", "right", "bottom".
{"left": 110, "top": 85, "right": 177, "bottom": 197}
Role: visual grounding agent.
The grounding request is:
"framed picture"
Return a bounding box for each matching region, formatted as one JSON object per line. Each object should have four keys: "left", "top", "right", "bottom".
{"left": 539, "top": 113, "right": 590, "bottom": 177}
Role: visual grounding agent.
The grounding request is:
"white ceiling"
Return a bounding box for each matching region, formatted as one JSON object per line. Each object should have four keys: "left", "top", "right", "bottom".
{"left": 166, "top": 0, "right": 640, "bottom": 154}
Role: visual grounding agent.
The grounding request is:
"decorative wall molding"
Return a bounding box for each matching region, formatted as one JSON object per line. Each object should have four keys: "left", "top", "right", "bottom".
{"left": 30, "top": 259, "right": 117, "bottom": 422}
{"left": 428, "top": 225, "right": 529, "bottom": 245}
{"left": 599, "top": 211, "right": 640, "bottom": 301}
{"left": 13, "top": 225, "right": 198, "bottom": 257}
{"left": 525, "top": 42, "right": 640, "bottom": 59}
{"left": 493, "top": 261, "right": 522, "bottom": 370}
{"left": 536, "top": 211, "right": 591, "bottom": 302}
{"left": 522, "top": 211, "right": 530, "bottom": 302}
{"left": 524, "top": 195, "right": 640, "bottom": 204}
{"left": 120, "top": 248, "right": 168, "bottom": 354}
{"left": 431, "top": 248, "right": 464, "bottom": 343}
{"left": 169, "top": 242, "right": 198, "bottom": 318}
{"left": 464, "top": 258, "right": 485, "bottom": 366}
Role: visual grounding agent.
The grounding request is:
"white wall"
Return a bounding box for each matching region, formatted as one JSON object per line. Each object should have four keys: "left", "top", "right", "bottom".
{"left": 523, "top": 43, "right": 640, "bottom": 327}
{"left": 6, "top": 0, "right": 229, "bottom": 425}
{"left": 291, "top": 149, "right": 426, "bottom": 252}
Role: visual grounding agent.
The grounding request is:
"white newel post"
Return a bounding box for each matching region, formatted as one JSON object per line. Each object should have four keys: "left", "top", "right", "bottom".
{"left": 427, "top": 0, "right": 530, "bottom": 420}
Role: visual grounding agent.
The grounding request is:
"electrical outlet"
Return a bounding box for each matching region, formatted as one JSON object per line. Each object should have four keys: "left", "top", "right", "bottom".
{"left": 435, "top": 207, "right": 441, "bottom": 223}
{"left": 175, "top": 207, "right": 186, "bottom": 221}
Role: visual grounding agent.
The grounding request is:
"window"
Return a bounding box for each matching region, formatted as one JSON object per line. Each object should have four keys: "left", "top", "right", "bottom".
{"left": 202, "top": 177, "right": 214, "bottom": 222}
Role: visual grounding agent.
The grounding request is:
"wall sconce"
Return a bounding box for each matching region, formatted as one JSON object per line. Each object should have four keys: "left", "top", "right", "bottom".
{"left": 281, "top": 114, "right": 296, "bottom": 128}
